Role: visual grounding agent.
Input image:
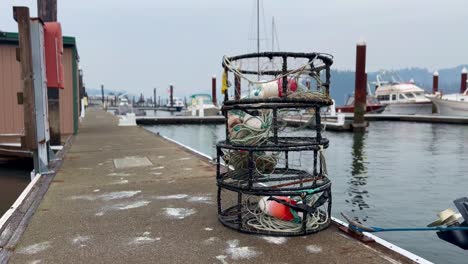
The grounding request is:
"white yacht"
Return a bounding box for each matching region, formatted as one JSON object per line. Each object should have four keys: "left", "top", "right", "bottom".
{"left": 427, "top": 90, "right": 468, "bottom": 117}
{"left": 166, "top": 97, "right": 185, "bottom": 111}
{"left": 116, "top": 98, "right": 134, "bottom": 115}
{"left": 374, "top": 71, "right": 432, "bottom": 115}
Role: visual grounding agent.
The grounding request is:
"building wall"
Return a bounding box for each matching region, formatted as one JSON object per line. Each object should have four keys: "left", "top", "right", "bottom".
{"left": 0, "top": 45, "right": 24, "bottom": 134}
{"left": 0, "top": 44, "right": 77, "bottom": 137}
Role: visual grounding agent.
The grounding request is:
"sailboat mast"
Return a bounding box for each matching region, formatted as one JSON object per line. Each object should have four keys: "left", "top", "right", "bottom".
{"left": 257, "top": 0, "right": 260, "bottom": 79}
{"left": 272, "top": 17, "right": 275, "bottom": 52}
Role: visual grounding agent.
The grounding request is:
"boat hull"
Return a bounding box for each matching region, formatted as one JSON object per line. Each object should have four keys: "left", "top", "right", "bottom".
{"left": 431, "top": 97, "right": 468, "bottom": 117}
{"left": 336, "top": 105, "right": 385, "bottom": 113}
{"left": 382, "top": 102, "right": 433, "bottom": 115}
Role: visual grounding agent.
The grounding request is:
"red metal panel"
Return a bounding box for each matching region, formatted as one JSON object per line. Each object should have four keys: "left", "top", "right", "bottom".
{"left": 0, "top": 45, "right": 24, "bottom": 135}
{"left": 44, "top": 22, "right": 64, "bottom": 89}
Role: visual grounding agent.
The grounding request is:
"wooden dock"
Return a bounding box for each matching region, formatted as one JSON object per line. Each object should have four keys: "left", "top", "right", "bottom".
{"left": 0, "top": 108, "right": 428, "bottom": 264}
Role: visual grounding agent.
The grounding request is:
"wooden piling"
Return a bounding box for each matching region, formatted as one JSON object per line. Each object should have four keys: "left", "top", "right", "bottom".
{"left": 153, "top": 88, "right": 157, "bottom": 108}
{"left": 461, "top": 68, "right": 467, "bottom": 94}
{"left": 212, "top": 76, "right": 217, "bottom": 105}
{"left": 14, "top": 7, "right": 38, "bottom": 150}
{"left": 37, "top": 0, "right": 57, "bottom": 22}
{"left": 432, "top": 71, "right": 439, "bottom": 113}
{"left": 101, "top": 84, "right": 104, "bottom": 105}
{"left": 169, "top": 84, "right": 174, "bottom": 107}
{"left": 353, "top": 42, "right": 367, "bottom": 132}
{"left": 433, "top": 71, "right": 439, "bottom": 94}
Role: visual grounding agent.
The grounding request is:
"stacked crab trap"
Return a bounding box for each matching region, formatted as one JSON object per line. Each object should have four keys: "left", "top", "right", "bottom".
{"left": 216, "top": 52, "right": 334, "bottom": 236}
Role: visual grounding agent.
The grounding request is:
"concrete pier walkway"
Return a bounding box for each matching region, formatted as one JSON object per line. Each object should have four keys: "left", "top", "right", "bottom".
{"left": 8, "top": 108, "right": 418, "bottom": 264}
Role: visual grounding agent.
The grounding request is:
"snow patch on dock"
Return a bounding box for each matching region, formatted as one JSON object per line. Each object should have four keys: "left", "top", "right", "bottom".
{"left": 261, "top": 236, "right": 287, "bottom": 245}
{"left": 215, "top": 255, "right": 228, "bottom": 264}
{"left": 107, "top": 172, "right": 133, "bottom": 177}
{"left": 187, "top": 196, "right": 212, "bottom": 204}
{"left": 154, "top": 194, "right": 188, "bottom": 200}
{"left": 17, "top": 241, "right": 51, "bottom": 254}
{"left": 203, "top": 237, "right": 219, "bottom": 245}
{"left": 225, "top": 240, "right": 260, "bottom": 260}
{"left": 163, "top": 208, "right": 196, "bottom": 219}
{"left": 69, "top": 191, "right": 141, "bottom": 201}
{"left": 128, "top": 231, "right": 160, "bottom": 245}
{"left": 306, "top": 245, "right": 322, "bottom": 253}
{"left": 72, "top": 235, "right": 92, "bottom": 246}
{"left": 113, "top": 200, "right": 151, "bottom": 210}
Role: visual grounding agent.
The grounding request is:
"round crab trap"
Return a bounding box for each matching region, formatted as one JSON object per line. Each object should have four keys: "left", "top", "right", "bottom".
{"left": 216, "top": 52, "right": 334, "bottom": 236}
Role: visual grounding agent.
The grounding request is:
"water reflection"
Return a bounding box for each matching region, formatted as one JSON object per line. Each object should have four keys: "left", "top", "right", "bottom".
{"left": 0, "top": 158, "right": 31, "bottom": 216}
{"left": 346, "top": 132, "right": 370, "bottom": 220}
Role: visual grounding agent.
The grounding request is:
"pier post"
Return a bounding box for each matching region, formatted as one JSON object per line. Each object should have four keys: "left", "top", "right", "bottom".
{"left": 153, "top": 88, "right": 156, "bottom": 108}
{"left": 235, "top": 75, "right": 241, "bottom": 100}
{"left": 433, "top": 71, "right": 439, "bottom": 113}
{"left": 433, "top": 71, "right": 439, "bottom": 94}
{"left": 37, "top": 0, "right": 57, "bottom": 22}
{"left": 101, "top": 84, "right": 104, "bottom": 105}
{"left": 461, "top": 68, "right": 467, "bottom": 94}
{"left": 212, "top": 76, "right": 217, "bottom": 106}
{"left": 353, "top": 42, "right": 367, "bottom": 132}
{"left": 170, "top": 84, "right": 174, "bottom": 107}
{"left": 14, "top": 7, "right": 38, "bottom": 150}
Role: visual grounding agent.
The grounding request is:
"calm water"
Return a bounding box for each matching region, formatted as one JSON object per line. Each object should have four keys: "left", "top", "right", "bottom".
{"left": 146, "top": 122, "right": 468, "bottom": 264}
{"left": 0, "top": 159, "right": 31, "bottom": 217}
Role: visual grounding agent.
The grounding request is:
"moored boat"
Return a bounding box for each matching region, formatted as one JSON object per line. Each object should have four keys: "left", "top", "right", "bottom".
{"left": 427, "top": 90, "right": 468, "bottom": 117}
{"left": 336, "top": 94, "right": 386, "bottom": 113}
{"left": 374, "top": 71, "right": 432, "bottom": 115}
{"left": 166, "top": 97, "right": 184, "bottom": 111}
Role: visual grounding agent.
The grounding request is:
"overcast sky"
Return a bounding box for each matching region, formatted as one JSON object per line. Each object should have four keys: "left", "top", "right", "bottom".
{"left": 1, "top": 0, "right": 468, "bottom": 98}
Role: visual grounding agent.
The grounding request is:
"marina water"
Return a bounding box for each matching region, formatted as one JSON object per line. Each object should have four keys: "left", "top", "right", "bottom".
{"left": 0, "top": 159, "right": 30, "bottom": 217}
{"left": 146, "top": 121, "right": 468, "bottom": 264}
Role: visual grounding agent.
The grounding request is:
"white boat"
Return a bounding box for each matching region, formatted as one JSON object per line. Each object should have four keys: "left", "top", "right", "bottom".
{"left": 186, "top": 94, "right": 220, "bottom": 116}
{"left": 374, "top": 71, "right": 432, "bottom": 115}
{"left": 166, "top": 97, "right": 184, "bottom": 111}
{"left": 427, "top": 90, "right": 468, "bottom": 117}
{"left": 117, "top": 98, "right": 134, "bottom": 115}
